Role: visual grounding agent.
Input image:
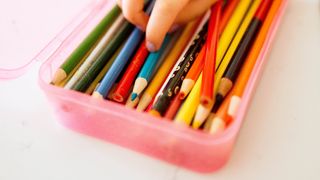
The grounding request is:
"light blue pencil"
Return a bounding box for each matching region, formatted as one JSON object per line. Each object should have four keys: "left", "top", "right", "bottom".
{"left": 130, "top": 28, "right": 183, "bottom": 101}
{"left": 93, "top": 1, "right": 154, "bottom": 99}
{"left": 130, "top": 35, "right": 172, "bottom": 100}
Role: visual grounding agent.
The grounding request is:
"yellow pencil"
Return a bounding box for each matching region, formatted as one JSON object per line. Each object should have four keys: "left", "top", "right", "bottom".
{"left": 136, "top": 20, "right": 199, "bottom": 112}
{"left": 192, "top": 0, "right": 262, "bottom": 129}
{"left": 85, "top": 44, "right": 123, "bottom": 94}
{"left": 174, "top": 0, "right": 254, "bottom": 126}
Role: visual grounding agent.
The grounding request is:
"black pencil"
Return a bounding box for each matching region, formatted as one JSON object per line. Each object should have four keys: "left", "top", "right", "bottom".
{"left": 150, "top": 21, "right": 208, "bottom": 116}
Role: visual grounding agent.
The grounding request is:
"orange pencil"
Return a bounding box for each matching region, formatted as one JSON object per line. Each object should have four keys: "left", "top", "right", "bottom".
{"left": 201, "top": 1, "right": 223, "bottom": 107}
{"left": 208, "top": 0, "right": 283, "bottom": 134}
{"left": 179, "top": 46, "right": 205, "bottom": 99}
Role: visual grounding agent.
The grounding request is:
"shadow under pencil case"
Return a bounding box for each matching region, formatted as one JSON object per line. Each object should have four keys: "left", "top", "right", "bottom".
{"left": 0, "top": 0, "right": 288, "bottom": 173}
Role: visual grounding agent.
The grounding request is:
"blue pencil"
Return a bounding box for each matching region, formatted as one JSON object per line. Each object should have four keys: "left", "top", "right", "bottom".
{"left": 131, "top": 35, "right": 172, "bottom": 100}
{"left": 93, "top": 2, "right": 154, "bottom": 99}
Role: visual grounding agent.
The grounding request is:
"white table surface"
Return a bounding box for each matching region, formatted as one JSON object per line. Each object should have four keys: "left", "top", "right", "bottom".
{"left": 1, "top": 0, "right": 319, "bottom": 179}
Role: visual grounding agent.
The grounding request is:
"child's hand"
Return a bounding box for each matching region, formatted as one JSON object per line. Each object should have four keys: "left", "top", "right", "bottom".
{"left": 117, "top": 0, "right": 216, "bottom": 52}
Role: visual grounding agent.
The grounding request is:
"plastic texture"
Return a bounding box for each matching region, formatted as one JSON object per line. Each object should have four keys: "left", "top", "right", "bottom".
{"left": 36, "top": 0, "right": 288, "bottom": 173}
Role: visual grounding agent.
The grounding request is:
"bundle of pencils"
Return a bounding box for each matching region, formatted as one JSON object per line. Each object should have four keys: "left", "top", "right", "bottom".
{"left": 51, "top": 0, "right": 279, "bottom": 135}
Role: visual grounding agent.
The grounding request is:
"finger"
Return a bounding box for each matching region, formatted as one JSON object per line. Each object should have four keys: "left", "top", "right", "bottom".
{"left": 146, "top": 0, "right": 190, "bottom": 51}
{"left": 175, "top": 0, "right": 217, "bottom": 24}
{"left": 122, "top": 0, "right": 149, "bottom": 31}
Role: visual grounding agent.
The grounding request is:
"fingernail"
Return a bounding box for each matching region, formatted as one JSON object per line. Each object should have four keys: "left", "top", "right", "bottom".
{"left": 146, "top": 41, "right": 156, "bottom": 52}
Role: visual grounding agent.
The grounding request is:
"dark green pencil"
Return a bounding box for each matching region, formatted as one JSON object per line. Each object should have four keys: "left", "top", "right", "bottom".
{"left": 51, "top": 5, "right": 121, "bottom": 85}
{"left": 71, "top": 21, "right": 134, "bottom": 92}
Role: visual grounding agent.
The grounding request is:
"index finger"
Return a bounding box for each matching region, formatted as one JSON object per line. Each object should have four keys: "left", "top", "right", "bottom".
{"left": 146, "top": 0, "right": 190, "bottom": 51}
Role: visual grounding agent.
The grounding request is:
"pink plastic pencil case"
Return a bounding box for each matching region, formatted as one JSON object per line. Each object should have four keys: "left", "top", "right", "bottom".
{"left": 0, "top": 0, "right": 288, "bottom": 173}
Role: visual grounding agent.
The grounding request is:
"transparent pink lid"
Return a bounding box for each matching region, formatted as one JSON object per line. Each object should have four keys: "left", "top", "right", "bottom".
{"left": 0, "top": 0, "right": 103, "bottom": 79}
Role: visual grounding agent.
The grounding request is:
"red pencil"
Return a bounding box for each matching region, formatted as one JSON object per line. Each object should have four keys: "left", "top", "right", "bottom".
{"left": 164, "top": 95, "right": 183, "bottom": 120}
{"left": 112, "top": 40, "right": 149, "bottom": 102}
{"left": 200, "top": 1, "right": 223, "bottom": 107}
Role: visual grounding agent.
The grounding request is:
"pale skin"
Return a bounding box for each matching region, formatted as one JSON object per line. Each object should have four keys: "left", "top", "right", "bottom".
{"left": 117, "top": 0, "right": 217, "bottom": 52}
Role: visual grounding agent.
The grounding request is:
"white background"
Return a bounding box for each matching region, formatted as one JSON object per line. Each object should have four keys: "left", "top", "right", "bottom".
{"left": 0, "top": 0, "right": 319, "bottom": 179}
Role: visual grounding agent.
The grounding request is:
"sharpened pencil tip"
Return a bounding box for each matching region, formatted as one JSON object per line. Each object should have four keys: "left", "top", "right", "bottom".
{"left": 131, "top": 93, "right": 138, "bottom": 101}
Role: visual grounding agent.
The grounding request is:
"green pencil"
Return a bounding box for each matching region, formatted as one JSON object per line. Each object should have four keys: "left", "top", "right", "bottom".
{"left": 51, "top": 5, "right": 121, "bottom": 85}
{"left": 71, "top": 21, "right": 134, "bottom": 92}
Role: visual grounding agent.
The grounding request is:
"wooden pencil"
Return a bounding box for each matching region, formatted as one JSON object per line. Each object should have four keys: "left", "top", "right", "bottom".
{"left": 111, "top": 40, "right": 149, "bottom": 102}
{"left": 64, "top": 14, "right": 125, "bottom": 89}
{"left": 192, "top": 0, "right": 262, "bottom": 129}
{"left": 164, "top": 95, "right": 183, "bottom": 120}
{"left": 216, "top": 0, "right": 272, "bottom": 104}
{"left": 136, "top": 20, "right": 199, "bottom": 112}
{"left": 85, "top": 43, "right": 124, "bottom": 94}
{"left": 93, "top": 2, "right": 155, "bottom": 99}
{"left": 71, "top": 21, "right": 134, "bottom": 92}
{"left": 174, "top": 0, "right": 253, "bottom": 126}
{"left": 179, "top": 45, "right": 205, "bottom": 99}
{"left": 200, "top": 1, "right": 222, "bottom": 108}
{"left": 131, "top": 35, "right": 172, "bottom": 101}
{"left": 51, "top": 5, "right": 120, "bottom": 85}
{"left": 219, "top": 0, "right": 240, "bottom": 34}
{"left": 151, "top": 17, "right": 209, "bottom": 116}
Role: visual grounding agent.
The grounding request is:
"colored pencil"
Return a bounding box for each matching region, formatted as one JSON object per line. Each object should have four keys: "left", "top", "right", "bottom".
{"left": 85, "top": 43, "right": 124, "bottom": 94}
{"left": 64, "top": 15, "right": 125, "bottom": 89}
{"left": 136, "top": 20, "right": 199, "bottom": 112}
{"left": 93, "top": 2, "right": 155, "bottom": 99}
{"left": 179, "top": 0, "right": 239, "bottom": 99}
{"left": 111, "top": 40, "right": 149, "bottom": 102}
{"left": 174, "top": 0, "right": 253, "bottom": 126}
{"left": 151, "top": 17, "right": 209, "bottom": 116}
{"left": 219, "top": 0, "right": 240, "bottom": 34}
{"left": 216, "top": 0, "right": 272, "bottom": 105}
{"left": 164, "top": 95, "right": 183, "bottom": 120}
{"left": 92, "top": 27, "right": 144, "bottom": 99}
{"left": 71, "top": 21, "right": 134, "bottom": 92}
{"left": 131, "top": 35, "right": 172, "bottom": 101}
{"left": 192, "top": 0, "right": 262, "bottom": 129}
{"left": 200, "top": 1, "right": 222, "bottom": 108}
{"left": 179, "top": 45, "right": 205, "bottom": 99}
{"left": 51, "top": 5, "right": 120, "bottom": 85}
{"left": 125, "top": 93, "right": 140, "bottom": 109}
{"left": 216, "top": 0, "right": 253, "bottom": 68}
